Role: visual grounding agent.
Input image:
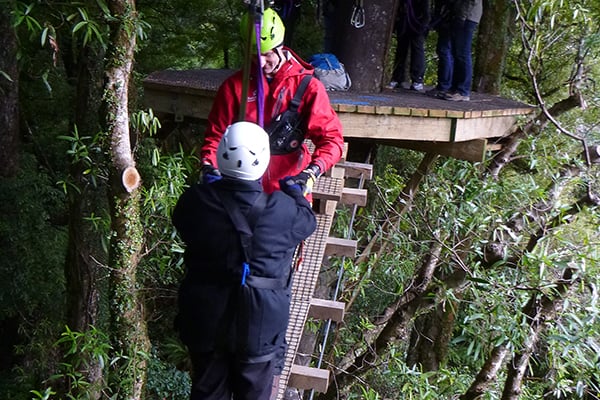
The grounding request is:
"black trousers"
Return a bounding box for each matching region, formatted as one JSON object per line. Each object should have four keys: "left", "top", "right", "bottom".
{"left": 189, "top": 351, "right": 275, "bottom": 400}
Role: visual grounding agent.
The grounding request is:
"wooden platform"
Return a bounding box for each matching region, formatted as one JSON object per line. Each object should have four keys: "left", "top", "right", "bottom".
{"left": 142, "top": 69, "right": 536, "bottom": 162}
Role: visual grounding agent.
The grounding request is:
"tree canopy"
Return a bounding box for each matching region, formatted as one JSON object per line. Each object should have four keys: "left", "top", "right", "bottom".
{"left": 0, "top": 0, "right": 599, "bottom": 399}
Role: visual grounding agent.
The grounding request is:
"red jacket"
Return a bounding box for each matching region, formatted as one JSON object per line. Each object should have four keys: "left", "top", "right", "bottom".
{"left": 201, "top": 47, "right": 344, "bottom": 194}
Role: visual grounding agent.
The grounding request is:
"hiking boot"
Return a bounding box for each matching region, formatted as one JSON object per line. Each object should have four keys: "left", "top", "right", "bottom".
{"left": 444, "top": 92, "right": 470, "bottom": 101}
{"left": 410, "top": 82, "right": 424, "bottom": 92}
{"left": 426, "top": 88, "right": 447, "bottom": 98}
{"left": 386, "top": 81, "right": 399, "bottom": 89}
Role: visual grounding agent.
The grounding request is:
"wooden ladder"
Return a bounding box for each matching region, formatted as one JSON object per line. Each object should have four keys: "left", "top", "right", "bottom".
{"left": 273, "top": 145, "right": 373, "bottom": 398}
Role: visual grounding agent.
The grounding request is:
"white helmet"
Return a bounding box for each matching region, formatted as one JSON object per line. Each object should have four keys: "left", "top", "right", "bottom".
{"left": 217, "top": 121, "right": 270, "bottom": 181}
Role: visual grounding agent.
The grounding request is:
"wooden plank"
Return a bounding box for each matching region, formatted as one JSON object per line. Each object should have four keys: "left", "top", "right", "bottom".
{"left": 325, "top": 237, "right": 357, "bottom": 257}
{"left": 308, "top": 298, "right": 346, "bottom": 322}
{"left": 339, "top": 112, "right": 456, "bottom": 142}
{"left": 454, "top": 115, "right": 519, "bottom": 142}
{"left": 336, "top": 161, "right": 373, "bottom": 179}
{"left": 288, "top": 365, "right": 330, "bottom": 393}
{"left": 380, "top": 138, "right": 489, "bottom": 162}
{"left": 341, "top": 187, "right": 368, "bottom": 206}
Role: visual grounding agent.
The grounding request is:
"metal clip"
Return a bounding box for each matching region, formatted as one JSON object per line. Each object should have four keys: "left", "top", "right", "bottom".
{"left": 350, "top": 0, "right": 365, "bottom": 28}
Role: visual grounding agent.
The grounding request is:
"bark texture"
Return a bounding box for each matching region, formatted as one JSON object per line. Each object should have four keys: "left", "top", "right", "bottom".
{"left": 102, "top": 1, "right": 150, "bottom": 398}
{"left": 329, "top": 0, "right": 397, "bottom": 92}
{"left": 473, "top": 0, "right": 514, "bottom": 94}
{"left": 0, "top": 4, "right": 20, "bottom": 177}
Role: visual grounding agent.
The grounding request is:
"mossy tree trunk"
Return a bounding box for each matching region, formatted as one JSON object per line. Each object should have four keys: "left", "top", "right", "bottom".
{"left": 0, "top": 2, "right": 20, "bottom": 178}
{"left": 101, "top": 0, "right": 149, "bottom": 398}
{"left": 64, "top": 32, "right": 107, "bottom": 398}
{"left": 473, "top": 0, "right": 514, "bottom": 94}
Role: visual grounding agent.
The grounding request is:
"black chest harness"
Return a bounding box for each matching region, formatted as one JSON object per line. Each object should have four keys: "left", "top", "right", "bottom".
{"left": 265, "top": 75, "right": 312, "bottom": 155}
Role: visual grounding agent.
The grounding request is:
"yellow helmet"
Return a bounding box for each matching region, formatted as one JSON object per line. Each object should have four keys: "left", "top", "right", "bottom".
{"left": 240, "top": 8, "right": 285, "bottom": 54}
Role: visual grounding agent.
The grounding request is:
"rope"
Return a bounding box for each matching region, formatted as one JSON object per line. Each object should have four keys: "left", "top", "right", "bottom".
{"left": 239, "top": 0, "right": 265, "bottom": 123}
{"left": 254, "top": 20, "right": 265, "bottom": 127}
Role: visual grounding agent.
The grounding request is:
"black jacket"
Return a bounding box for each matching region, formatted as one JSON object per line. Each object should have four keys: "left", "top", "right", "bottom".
{"left": 172, "top": 178, "right": 316, "bottom": 360}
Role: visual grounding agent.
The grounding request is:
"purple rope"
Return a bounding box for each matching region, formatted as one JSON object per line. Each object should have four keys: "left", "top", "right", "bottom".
{"left": 254, "top": 21, "right": 265, "bottom": 127}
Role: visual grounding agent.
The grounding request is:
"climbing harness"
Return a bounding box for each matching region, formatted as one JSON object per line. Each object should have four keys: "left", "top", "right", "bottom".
{"left": 350, "top": 0, "right": 365, "bottom": 28}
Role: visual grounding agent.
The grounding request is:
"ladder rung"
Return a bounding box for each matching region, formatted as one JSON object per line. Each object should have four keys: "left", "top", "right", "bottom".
{"left": 288, "top": 365, "right": 330, "bottom": 393}
{"left": 325, "top": 237, "right": 357, "bottom": 257}
{"left": 308, "top": 298, "right": 345, "bottom": 322}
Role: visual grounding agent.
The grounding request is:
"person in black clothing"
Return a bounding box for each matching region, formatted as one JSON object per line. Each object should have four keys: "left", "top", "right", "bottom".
{"left": 387, "top": 0, "right": 431, "bottom": 91}
{"left": 173, "top": 121, "right": 317, "bottom": 400}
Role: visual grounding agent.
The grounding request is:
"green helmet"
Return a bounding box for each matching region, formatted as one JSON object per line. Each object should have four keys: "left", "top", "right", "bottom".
{"left": 240, "top": 7, "right": 285, "bottom": 54}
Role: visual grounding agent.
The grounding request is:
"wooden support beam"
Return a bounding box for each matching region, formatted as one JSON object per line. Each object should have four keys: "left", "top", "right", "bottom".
{"left": 336, "top": 161, "right": 373, "bottom": 180}
{"left": 308, "top": 298, "right": 345, "bottom": 322}
{"left": 379, "top": 138, "right": 489, "bottom": 162}
{"left": 325, "top": 237, "right": 357, "bottom": 257}
{"left": 288, "top": 365, "right": 330, "bottom": 393}
{"left": 341, "top": 187, "right": 367, "bottom": 206}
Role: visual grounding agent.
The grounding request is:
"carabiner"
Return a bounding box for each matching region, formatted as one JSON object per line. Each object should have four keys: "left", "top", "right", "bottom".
{"left": 350, "top": 0, "right": 365, "bottom": 29}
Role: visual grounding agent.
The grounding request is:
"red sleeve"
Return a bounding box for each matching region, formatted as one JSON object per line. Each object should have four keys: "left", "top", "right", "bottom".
{"left": 200, "top": 75, "right": 241, "bottom": 166}
{"left": 301, "top": 78, "right": 345, "bottom": 174}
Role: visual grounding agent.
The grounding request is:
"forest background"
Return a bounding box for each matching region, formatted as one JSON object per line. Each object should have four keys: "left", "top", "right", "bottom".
{"left": 0, "top": 0, "right": 599, "bottom": 399}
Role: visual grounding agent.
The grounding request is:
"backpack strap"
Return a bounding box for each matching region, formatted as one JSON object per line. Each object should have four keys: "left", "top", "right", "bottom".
{"left": 217, "top": 190, "right": 267, "bottom": 264}
{"left": 288, "top": 74, "right": 312, "bottom": 113}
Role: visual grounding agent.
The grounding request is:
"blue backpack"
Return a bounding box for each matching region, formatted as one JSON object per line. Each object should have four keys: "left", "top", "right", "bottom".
{"left": 309, "top": 53, "right": 352, "bottom": 91}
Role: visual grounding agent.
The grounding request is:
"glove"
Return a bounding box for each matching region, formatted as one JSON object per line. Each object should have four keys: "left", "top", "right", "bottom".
{"left": 201, "top": 164, "right": 222, "bottom": 184}
{"left": 279, "top": 176, "right": 303, "bottom": 197}
{"left": 280, "top": 164, "right": 321, "bottom": 197}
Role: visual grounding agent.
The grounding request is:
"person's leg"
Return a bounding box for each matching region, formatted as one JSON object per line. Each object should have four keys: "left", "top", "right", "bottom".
{"left": 389, "top": 22, "right": 410, "bottom": 87}
{"left": 434, "top": 27, "right": 453, "bottom": 91}
{"left": 232, "top": 358, "right": 276, "bottom": 400}
{"left": 189, "top": 351, "right": 231, "bottom": 400}
{"left": 409, "top": 32, "right": 426, "bottom": 87}
{"left": 450, "top": 19, "right": 477, "bottom": 96}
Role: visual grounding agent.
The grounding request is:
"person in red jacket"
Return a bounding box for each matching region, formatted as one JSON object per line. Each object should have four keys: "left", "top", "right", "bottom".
{"left": 200, "top": 7, "right": 344, "bottom": 199}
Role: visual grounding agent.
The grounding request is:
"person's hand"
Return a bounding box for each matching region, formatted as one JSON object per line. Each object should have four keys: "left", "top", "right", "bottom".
{"left": 279, "top": 176, "right": 304, "bottom": 197}
{"left": 201, "top": 164, "right": 222, "bottom": 184}
{"left": 280, "top": 164, "right": 321, "bottom": 197}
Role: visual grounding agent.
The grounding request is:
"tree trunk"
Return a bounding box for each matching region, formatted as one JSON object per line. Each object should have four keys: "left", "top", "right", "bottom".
{"left": 0, "top": 3, "right": 20, "bottom": 177}
{"left": 473, "top": 0, "right": 514, "bottom": 94}
{"left": 329, "top": 0, "right": 397, "bottom": 92}
{"left": 64, "top": 39, "right": 107, "bottom": 399}
{"left": 102, "top": 1, "right": 149, "bottom": 398}
{"left": 501, "top": 268, "right": 575, "bottom": 400}
{"left": 461, "top": 345, "right": 509, "bottom": 400}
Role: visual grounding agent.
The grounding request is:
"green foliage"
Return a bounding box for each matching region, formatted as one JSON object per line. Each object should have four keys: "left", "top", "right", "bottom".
{"left": 146, "top": 347, "right": 191, "bottom": 400}
{"left": 0, "top": 155, "right": 66, "bottom": 319}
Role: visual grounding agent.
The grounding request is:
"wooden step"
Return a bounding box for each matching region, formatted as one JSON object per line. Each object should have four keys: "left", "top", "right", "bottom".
{"left": 312, "top": 175, "right": 343, "bottom": 202}
{"left": 325, "top": 237, "right": 357, "bottom": 257}
{"left": 341, "top": 187, "right": 368, "bottom": 206}
{"left": 308, "top": 298, "right": 345, "bottom": 322}
{"left": 288, "top": 364, "right": 330, "bottom": 393}
{"left": 337, "top": 160, "right": 373, "bottom": 180}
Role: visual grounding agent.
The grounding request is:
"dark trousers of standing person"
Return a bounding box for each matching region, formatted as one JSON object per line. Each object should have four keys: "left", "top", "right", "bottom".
{"left": 391, "top": 26, "right": 426, "bottom": 86}
{"left": 189, "top": 351, "right": 275, "bottom": 400}
{"left": 435, "top": 19, "right": 477, "bottom": 96}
